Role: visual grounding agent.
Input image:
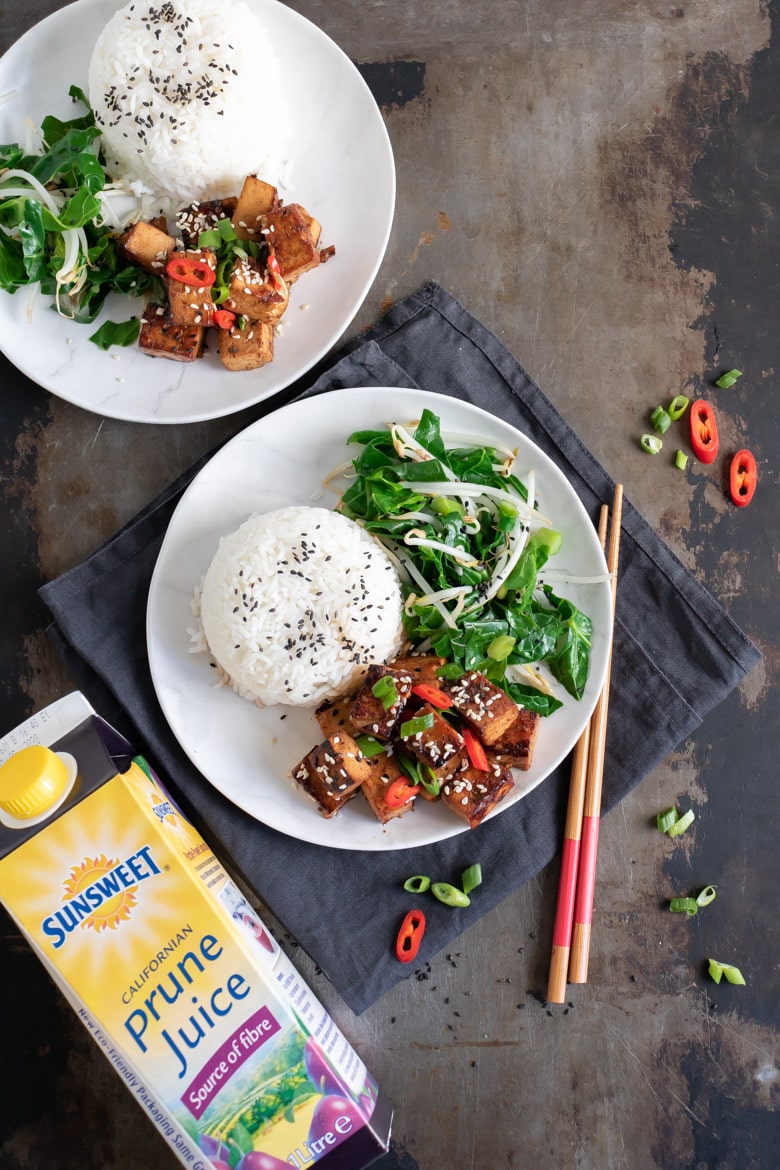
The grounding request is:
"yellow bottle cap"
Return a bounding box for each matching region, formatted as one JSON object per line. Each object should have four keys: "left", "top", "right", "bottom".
{"left": 0, "top": 745, "right": 72, "bottom": 821}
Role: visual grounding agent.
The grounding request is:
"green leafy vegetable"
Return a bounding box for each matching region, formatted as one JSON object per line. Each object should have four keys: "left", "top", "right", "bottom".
{"left": 88, "top": 317, "right": 142, "bottom": 350}
{"left": 0, "top": 87, "right": 163, "bottom": 344}
{"left": 336, "top": 411, "right": 595, "bottom": 712}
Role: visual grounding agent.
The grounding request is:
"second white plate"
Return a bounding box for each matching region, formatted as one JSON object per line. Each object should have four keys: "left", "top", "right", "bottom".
{"left": 147, "top": 387, "right": 613, "bottom": 851}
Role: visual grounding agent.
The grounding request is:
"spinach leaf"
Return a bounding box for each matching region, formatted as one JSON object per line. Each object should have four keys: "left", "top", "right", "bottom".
{"left": 541, "top": 585, "right": 592, "bottom": 700}
{"left": 18, "top": 200, "right": 48, "bottom": 283}
{"left": 89, "top": 317, "right": 142, "bottom": 350}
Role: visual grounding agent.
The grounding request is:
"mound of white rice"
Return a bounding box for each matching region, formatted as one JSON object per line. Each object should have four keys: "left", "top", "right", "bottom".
{"left": 89, "top": 0, "right": 290, "bottom": 206}
{"left": 194, "top": 506, "right": 405, "bottom": 708}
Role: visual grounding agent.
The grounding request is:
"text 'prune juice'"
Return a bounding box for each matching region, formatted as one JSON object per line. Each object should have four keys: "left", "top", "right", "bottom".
{"left": 0, "top": 694, "right": 392, "bottom": 1170}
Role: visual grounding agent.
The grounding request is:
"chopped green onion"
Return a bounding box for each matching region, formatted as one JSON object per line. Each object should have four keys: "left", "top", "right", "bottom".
{"left": 417, "top": 765, "right": 441, "bottom": 797}
{"left": 708, "top": 958, "right": 746, "bottom": 985}
{"left": 668, "top": 395, "right": 690, "bottom": 420}
{"left": 674, "top": 450, "right": 688, "bottom": 471}
{"left": 487, "top": 635, "right": 516, "bottom": 660}
{"left": 461, "top": 863, "right": 482, "bottom": 895}
{"left": 640, "top": 434, "right": 663, "bottom": 454}
{"left": 696, "top": 885, "right": 717, "bottom": 907}
{"left": 217, "top": 217, "right": 237, "bottom": 241}
{"left": 650, "top": 406, "right": 672, "bottom": 435}
{"left": 354, "top": 735, "right": 386, "bottom": 758}
{"left": 431, "top": 882, "right": 470, "bottom": 908}
{"left": 715, "top": 369, "right": 742, "bottom": 389}
{"left": 371, "top": 674, "right": 399, "bottom": 710}
{"left": 403, "top": 875, "right": 431, "bottom": 894}
{"left": 657, "top": 806, "right": 695, "bottom": 836}
{"left": 431, "top": 495, "right": 463, "bottom": 517}
{"left": 197, "top": 227, "right": 221, "bottom": 249}
{"left": 656, "top": 808, "right": 678, "bottom": 833}
{"left": 667, "top": 809, "right": 695, "bottom": 837}
{"left": 670, "top": 897, "right": 699, "bottom": 915}
{"left": 530, "top": 527, "right": 563, "bottom": 557}
{"left": 400, "top": 712, "right": 435, "bottom": 738}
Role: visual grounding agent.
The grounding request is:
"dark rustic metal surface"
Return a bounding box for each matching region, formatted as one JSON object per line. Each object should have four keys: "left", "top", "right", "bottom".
{"left": 0, "top": 2, "right": 777, "bottom": 1168}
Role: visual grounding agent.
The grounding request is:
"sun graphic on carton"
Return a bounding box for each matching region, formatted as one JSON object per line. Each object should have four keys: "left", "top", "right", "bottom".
{"left": 62, "top": 855, "right": 138, "bottom": 935}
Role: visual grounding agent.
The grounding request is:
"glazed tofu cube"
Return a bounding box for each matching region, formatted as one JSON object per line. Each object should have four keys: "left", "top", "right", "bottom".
{"left": 292, "top": 742, "right": 360, "bottom": 818}
{"left": 224, "top": 254, "right": 288, "bottom": 324}
{"left": 166, "top": 249, "right": 217, "bottom": 327}
{"left": 443, "top": 671, "right": 520, "bottom": 746}
{"left": 350, "top": 665, "right": 414, "bottom": 740}
{"left": 490, "top": 708, "right": 541, "bottom": 772}
{"left": 440, "top": 755, "right": 514, "bottom": 828}
{"left": 397, "top": 703, "right": 464, "bottom": 775}
{"left": 263, "top": 203, "right": 321, "bottom": 282}
{"left": 138, "top": 302, "right": 204, "bottom": 362}
{"left": 217, "top": 321, "right": 274, "bottom": 371}
{"left": 361, "top": 753, "right": 417, "bottom": 824}
{"left": 231, "top": 175, "right": 279, "bottom": 241}
{"left": 314, "top": 694, "right": 377, "bottom": 786}
{"left": 175, "top": 197, "right": 238, "bottom": 249}
{"left": 298, "top": 206, "right": 321, "bottom": 246}
{"left": 389, "top": 654, "right": 446, "bottom": 685}
{"left": 117, "top": 221, "right": 176, "bottom": 273}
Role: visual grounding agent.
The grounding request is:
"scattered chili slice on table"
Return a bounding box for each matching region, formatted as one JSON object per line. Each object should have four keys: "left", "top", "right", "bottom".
{"left": 729, "top": 449, "right": 757, "bottom": 507}
{"left": 462, "top": 728, "right": 489, "bottom": 772}
{"left": 689, "top": 399, "right": 719, "bottom": 464}
{"left": 165, "top": 255, "right": 216, "bottom": 287}
{"left": 385, "top": 776, "right": 420, "bottom": 809}
{"left": 395, "top": 908, "right": 426, "bottom": 963}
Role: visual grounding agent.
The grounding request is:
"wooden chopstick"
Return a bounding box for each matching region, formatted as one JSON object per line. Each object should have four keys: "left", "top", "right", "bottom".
{"left": 568, "top": 482, "right": 624, "bottom": 984}
{"left": 546, "top": 504, "right": 609, "bottom": 1004}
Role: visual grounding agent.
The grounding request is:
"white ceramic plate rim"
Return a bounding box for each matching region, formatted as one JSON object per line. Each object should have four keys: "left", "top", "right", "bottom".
{"left": 146, "top": 387, "right": 613, "bottom": 851}
{"left": 0, "top": 0, "right": 395, "bottom": 423}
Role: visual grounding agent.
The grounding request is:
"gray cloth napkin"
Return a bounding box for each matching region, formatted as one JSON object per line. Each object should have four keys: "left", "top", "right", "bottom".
{"left": 39, "top": 283, "right": 760, "bottom": 1014}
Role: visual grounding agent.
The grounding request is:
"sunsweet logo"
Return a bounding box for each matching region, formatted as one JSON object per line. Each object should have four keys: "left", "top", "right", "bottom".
{"left": 41, "top": 846, "right": 162, "bottom": 950}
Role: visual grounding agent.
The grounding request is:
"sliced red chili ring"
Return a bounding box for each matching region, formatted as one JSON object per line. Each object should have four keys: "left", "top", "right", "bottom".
{"left": 689, "top": 399, "right": 719, "bottom": 464}
{"left": 385, "top": 776, "right": 420, "bottom": 809}
{"left": 395, "top": 908, "right": 426, "bottom": 963}
{"left": 729, "top": 449, "right": 757, "bottom": 507}
{"left": 266, "top": 249, "right": 286, "bottom": 293}
{"left": 213, "top": 308, "right": 236, "bottom": 330}
{"left": 462, "top": 728, "right": 489, "bottom": 772}
{"left": 166, "top": 254, "right": 216, "bottom": 288}
{"left": 411, "top": 683, "right": 453, "bottom": 708}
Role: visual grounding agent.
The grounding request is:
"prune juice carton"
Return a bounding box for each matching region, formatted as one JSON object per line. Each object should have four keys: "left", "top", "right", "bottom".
{"left": 0, "top": 694, "right": 392, "bottom": 1170}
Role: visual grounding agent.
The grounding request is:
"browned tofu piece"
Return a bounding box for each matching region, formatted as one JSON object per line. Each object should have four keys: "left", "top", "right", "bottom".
{"left": 314, "top": 694, "right": 377, "bottom": 786}
{"left": 440, "top": 755, "right": 514, "bottom": 828}
{"left": 224, "top": 254, "right": 288, "bottom": 324}
{"left": 166, "top": 249, "right": 217, "bottom": 327}
{"left": 397, "top": 703, "right": 464, "bottom": 775}
{"left": 350, "top": 664, "right": 414, "bottom": 740}
{"left": 389, "top": 654, "right": 446, "bottom": 685}
{"left": 117, "top": 220, "right": 176, "bottom": 273}
{"left": 231, "top": 176, "right": 279, "bottom": 241}
{"left": 443, "top": 671, "right": 520, "bottom": 746}
{"left": 138, "top": 302, "right": 204, "bottom": 362}
{"left": 292, "top": 742, "right": 360, "bottom": 819}
{"left": 298, "top": 206, "right": 321, "bottom": 247}
{"left": 263, "top": 203, "right": 321, "bottom": 282}
{"left": 490, "top": 708, "right": 541, "bottom": 772}
{"left": 175, "top": 197, "right": 238, "bottom": 249}
{"left": 361, "top": 753, "right": 417, "bottom": 824}
{"left": 217, "top": 320, "right": 274, "bottom": 371}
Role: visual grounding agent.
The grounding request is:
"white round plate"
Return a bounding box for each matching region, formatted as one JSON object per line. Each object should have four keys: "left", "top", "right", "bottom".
{"left": 147, "top": 387, "right": 613, "bottom": 851}
{"left": 0, "top": 0, "right": 394, "bottom": 424}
